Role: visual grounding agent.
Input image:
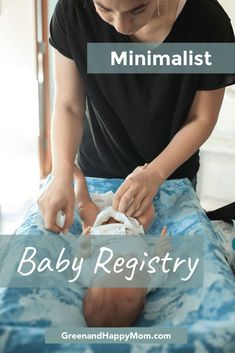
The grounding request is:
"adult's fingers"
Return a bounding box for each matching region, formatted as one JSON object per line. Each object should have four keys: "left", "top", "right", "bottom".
{"left": 133, "top": 197, "right": 152, "bottom": 218}
{"left": 112, "top": 182, "right": 131, "bottom": 211}
{"left": 62, "top": 204, "right": 75, "bottom": 233}
{"left": 43, "top": 208, "right": 62, "bottom": 234}
{"left": 115, "top": 187, "right": 138, "bottom": 214}
{"left": 125, "top": 189, "right": 146, "bottom": 217}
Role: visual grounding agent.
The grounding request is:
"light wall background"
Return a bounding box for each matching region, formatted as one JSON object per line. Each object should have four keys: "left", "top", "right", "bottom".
{"left": 0, "top": 0, "right": 39, "bottom": 233}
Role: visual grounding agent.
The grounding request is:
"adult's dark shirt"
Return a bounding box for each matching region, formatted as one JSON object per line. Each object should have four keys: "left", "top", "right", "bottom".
{"left": 49, "top": 0, "right": 235, "bottom": 179}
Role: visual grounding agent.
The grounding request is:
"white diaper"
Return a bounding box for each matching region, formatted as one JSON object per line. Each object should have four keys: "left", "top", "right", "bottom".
{"left": 90, "top": 206, "right": 144, "bottom": 235}
{"left": 89, "top": 192, "right": 144, "bottom": 236}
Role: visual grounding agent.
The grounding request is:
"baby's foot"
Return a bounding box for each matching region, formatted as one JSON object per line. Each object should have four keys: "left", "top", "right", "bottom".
{"left": 77, "top": 227, "right": 92, "bottom": 258}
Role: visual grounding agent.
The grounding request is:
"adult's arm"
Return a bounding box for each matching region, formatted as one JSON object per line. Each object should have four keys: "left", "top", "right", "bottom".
{"left": 113, "top": 88, "right": 225, "bottom": 217}
{"left": 37, "top": 49, "right": 86, "bottom": 233}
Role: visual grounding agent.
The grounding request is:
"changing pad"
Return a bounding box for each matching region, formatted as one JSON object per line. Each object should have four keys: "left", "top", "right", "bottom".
{"left": 0, "top": 176, "right": 235, "bottom": 353}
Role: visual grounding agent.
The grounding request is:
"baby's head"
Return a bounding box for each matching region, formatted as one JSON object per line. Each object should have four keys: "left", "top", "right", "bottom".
{"left": 83, "top": 286, "right": 146, "bottom": 327}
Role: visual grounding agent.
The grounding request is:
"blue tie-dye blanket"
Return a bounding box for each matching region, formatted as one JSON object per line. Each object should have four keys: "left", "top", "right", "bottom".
{"left": 0, "top": 176, "right": 235, "bottom": 353}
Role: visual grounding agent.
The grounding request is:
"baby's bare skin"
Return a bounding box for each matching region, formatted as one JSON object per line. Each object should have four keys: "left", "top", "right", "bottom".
{"left": 83, "top": 286, "right": 147, "bottom": 327}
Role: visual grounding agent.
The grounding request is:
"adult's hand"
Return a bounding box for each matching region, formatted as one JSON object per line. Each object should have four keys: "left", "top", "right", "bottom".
{"left": 37, "top": 175, "right": 75, "bottom": 233}
{"left": 137, "top": 202, "right": 155, "bottom": 232}
{"left": 112, "top": 164, "right": 161, "bottom": 218}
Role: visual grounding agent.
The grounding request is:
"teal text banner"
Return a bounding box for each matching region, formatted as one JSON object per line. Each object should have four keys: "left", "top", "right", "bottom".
{"left": 45, "top": 327, "right": 188, "bottom": 344}
{"left": 87, "top": 43, "right": 235, "bottom": 74}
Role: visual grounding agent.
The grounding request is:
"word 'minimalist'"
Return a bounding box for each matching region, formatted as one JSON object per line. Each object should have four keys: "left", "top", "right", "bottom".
{"left": 111, "top": 50, "right": 212, "bottom": 67}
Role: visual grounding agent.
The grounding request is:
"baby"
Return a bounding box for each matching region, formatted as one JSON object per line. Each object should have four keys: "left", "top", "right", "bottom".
{"left": 73, "top": 164, "right": 155, "bottom": 236}
{"left": 72, "top": 165, "right": 169, "bottom": 327}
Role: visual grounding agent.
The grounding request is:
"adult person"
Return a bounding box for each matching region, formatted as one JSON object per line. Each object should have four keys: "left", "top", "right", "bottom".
{"left": 38, "top": 0, "right": 235, "bottom": 233}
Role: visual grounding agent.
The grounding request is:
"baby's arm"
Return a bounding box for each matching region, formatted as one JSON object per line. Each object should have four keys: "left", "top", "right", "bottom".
{"left": 73, "top": 165, "right": 100, "bottom": 230}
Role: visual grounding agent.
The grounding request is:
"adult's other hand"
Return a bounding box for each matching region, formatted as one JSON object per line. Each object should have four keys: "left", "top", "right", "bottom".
{"left": 37, "top": 175, "right": 75, "bottom": 233}
{"left": 112, "top": 164, "right": 160, "bottom": 218}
